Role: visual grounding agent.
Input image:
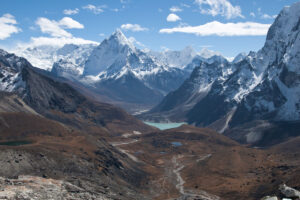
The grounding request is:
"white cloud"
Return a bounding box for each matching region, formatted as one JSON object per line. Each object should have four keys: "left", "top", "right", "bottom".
{"left": 159, "top": 21, "right": 271, "bottom": 36}
{"left": 83, "top": 4, "right": 105, "bottom": 14}
{"left": 36, "top": 17, "right": 84, "bottom": 38}
{"left": 36, "top": 18, "right": 71, "bottom": 37}
{"left": 0, "top": 14, "right": 21, "bottom": 40}
{"left": 99, "top": 33, "right": 105, "bottom": 37}
{"left": 261, "top": 14, "right": 277, "bottom": 19}
{"left": 170, "top": 6, "right": 182, "bottom": 12}
{"left": 250, "top": 12, "right": 256, "bottom": 17}
{"left": 120, "top": 0, "right": 130, "bottom": 4}
{"left": 121, "top": 24, "right": 148, "bottom": 32}
{"left": 63, "top": 8, "right": 79, "bottom": 15}
{"left": 128, "top": 37, "right": 145, "bottom": 47}
{"left": 59, "top": 17, "right": 84, "bottom": 29}
{"left": 181, "top": 3, "right": 191, "bottom": 8}
{"left": 194, "top": 0, "right": 244, "bottom": 19}
{"left": 19, "top": 36, "right": 98, "bottom": 48}
{"left": 167, "top": 13, "right": 181, "bottom": 22}
{"left": 256, "top": 8, "right": 277, "bottom": 20}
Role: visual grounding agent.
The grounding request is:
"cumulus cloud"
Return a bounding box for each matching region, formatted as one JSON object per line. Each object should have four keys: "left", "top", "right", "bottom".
{"left": 63, "top": 8, "right": 79, "bottom": 15}
{"left": 170, "top": 6, "right": 182, "bottom": 12}
{"left": 159, "top": 21, "right": 271, "bottom": 36}
{"left": 58, "top": 17, "right": 84, "bottom": 29}
{"left": 250, "top": 12, "right": 256, "bottom": 17}
{"left": 36, "top": 17, "right": 84, "bottom": 38}
{"left": 261, "top": 14, "right": 277, "bottom": 19}
{"left": 82, "top": 4, "right": 105, "bottom": 14}
{"left": 167, "top": 13, "right": 181, "bottom": 22}
{"left": 121, "top": 24, "right": 148, "bottom": 32}
{"left": 195, "top": 0, "right": 244, "bottom": 19}
{"left": 0, "top": 14, "right": 21, "bottom": 40}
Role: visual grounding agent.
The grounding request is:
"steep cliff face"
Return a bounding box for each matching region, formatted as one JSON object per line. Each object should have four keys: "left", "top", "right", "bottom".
{"left": 145, "top": 2, "right": 300, "bottom": 134}
{"left": 231, "top": 2, "right": 300, "bottom": 125}
{"left": 141, "top": 58, "right": 231, "bottom": 122}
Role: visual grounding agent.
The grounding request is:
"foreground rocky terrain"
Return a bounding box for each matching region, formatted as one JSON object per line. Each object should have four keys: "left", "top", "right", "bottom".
{"left": 0, "top": 175, "right": 110, "bottom": 200}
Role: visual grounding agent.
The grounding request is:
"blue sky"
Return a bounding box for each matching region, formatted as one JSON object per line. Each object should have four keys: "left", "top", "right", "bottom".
{"left": 0, "top": 0, "right": 299, "bottom": 58}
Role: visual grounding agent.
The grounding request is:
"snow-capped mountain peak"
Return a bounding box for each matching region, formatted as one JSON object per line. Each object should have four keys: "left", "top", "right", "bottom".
{"left": 232, "top": 52, "right": 247, "bottom": 63}
{"left": 110, "top": 29, "right": 135, "bottom": 48}
{"left": 148, "top": 46, "right": 199, "bottom": 69}
{"left": 83, "top": 29, "right": 138, "bottom": 76}
{"left": 149, "top": 1, "right": 300, "bottom": 130}
{"left": 198, "top": 48, "right": 221, "bottom": 59}
{"left": 0, "top": 50, "right": 28, "bottom": 93}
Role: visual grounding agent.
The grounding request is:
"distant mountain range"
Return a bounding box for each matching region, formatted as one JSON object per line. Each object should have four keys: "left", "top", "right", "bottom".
{"left": 0, "top": 49, "right": 152, "bottom": 135}
{"left": 142, "top": 1, "right": 300, "bottom": 145}
{"left": 7, "top": 2, "right": 300, "bottom": 146}
{"left": 13, "top": 30, "right": 227, "bottom": 112}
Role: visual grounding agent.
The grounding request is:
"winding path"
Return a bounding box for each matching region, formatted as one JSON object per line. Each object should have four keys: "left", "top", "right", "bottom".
{"left": 171, "top": 154, "right": 220, "bottom": 200}
{"left": 110, "top": 139, "right": 139, "bottom": 147}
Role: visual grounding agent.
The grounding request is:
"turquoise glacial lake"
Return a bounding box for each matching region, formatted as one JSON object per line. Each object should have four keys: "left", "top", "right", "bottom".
{"left": 143, "top": 122, "right": 186, "bottom": 130}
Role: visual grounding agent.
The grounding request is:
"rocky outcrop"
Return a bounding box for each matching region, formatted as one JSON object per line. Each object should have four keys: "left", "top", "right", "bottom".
{"left": 261, "top": 184, "right": 300, "bottom": 200}
{"left": 279, "top": 184, "right": 300, "bottom": 198}
{"left": 261, "top": 196, "right": 278, "bottom": 200}
{"left": 0, "top": 176, "right": 110, "bottom": 200}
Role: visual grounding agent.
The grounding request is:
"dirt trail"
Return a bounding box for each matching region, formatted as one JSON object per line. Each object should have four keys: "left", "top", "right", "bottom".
{"left": 110, "top": 139, "right": 139, "bottom": 147}
{"left": 110, "top": 139, "right": 141, "bottom": 162}
{"left": 172, "top": 155, "right": 185, "bottom": 195}
{"left": 170, "top": 155, "right": 220, "bottom": 200}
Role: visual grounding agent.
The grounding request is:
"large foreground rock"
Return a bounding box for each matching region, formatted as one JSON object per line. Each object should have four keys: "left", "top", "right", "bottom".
{"left": 0, "top": 176, "right": 110, "bottom": 200}
{"left": 279, "top": 184, "right": 300, "bottom": 198}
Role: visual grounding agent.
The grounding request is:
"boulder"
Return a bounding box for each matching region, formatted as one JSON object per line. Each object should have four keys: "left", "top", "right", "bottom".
{"left": 279, "top": 184, "right": 300, "bottom": 198}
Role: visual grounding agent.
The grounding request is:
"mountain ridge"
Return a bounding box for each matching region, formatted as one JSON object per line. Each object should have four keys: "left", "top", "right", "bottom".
{"left": 12, "top": 30, "right": 228, "bottom": 112}
{"left": 142, "top": 1, "right": 300, "bottom": 145}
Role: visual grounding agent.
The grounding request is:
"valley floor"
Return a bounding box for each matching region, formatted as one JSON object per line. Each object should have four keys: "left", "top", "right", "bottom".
{"left": 108, "top": 125, "right": 300, "bottom": 200}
